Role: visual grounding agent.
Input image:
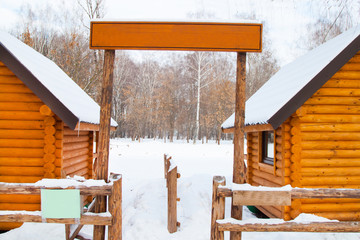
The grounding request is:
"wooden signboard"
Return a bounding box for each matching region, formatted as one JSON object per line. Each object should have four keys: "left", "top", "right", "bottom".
{"left": 41, "top": 189, "right": 81, "bottom": 219}
{"left": 90, "top": 21, "right": 262, "bottom": 52}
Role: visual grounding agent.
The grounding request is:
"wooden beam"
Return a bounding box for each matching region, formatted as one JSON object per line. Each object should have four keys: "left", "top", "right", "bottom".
{"left": 231, "top": 52, "right": 246, "bottom": 240}
{"left": 0, "top": 183, "right": 112, "bottom": 196}
{"left": 222, "top": 124, "right": 274, "bottom": 134}
{"left": 90, "top": 21, "right": 262, "bottom": 52}
{"left": 94, "top": 49, "right": 115, "bottom": 240}
{"left": 0, "top": 212, "right": 112, "bottom": 225}
{"left": 217, "top": 221, "right": 360, "bottom": 232}
{"left": 74, "top": 122, "right": 117, "bottom": 131}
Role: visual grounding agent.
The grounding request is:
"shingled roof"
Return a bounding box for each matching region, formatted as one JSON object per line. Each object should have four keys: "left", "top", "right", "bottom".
{"left": 0, "top": 31, "right": 117, "bottom": 130}
{"left": 222, "top": 25, "right": 360, "bottom": 130}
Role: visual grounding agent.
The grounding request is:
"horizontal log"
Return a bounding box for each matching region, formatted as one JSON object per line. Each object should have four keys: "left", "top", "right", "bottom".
{"left": 301, "top": 158, "right": 360, "bottom": 167}
{"left": 304, "top": 105, "right": 360, "bottom": 114}
{"left": 314, "top": 88, "right": 360, "bottom": 97}
{"left": 63, "top": 136, "right": 89, "bottom": 143}
{"left": 63, "top": 142, "right": 89, "bottom": 151}
{"left": 301, "top": 132, "right": 360, "bottom": 141}
{"left": 0, "top": 111, "right": 45, "bottom": 120}
{"left": 313, "top": 212, "right": 360, "bottom": 221}
{"left": 0, "top": 75, "right": 22, "bottom": 84}
{"left": 305, "top": 96, "right": 360, "bottom": 105}
{"left": 301, "top": 202, "right": 360, "bottom": 212}
{"left": 0, "top": 66, "right": 14, "bottom": 75}
{"left": 301, "top": 149, "right": 360, "bottom": 158}
{"left": 67, "top": 167, "right": 89, "bottom": 177}
{"left": 301, "top": 141, "right": 360, "bottom": 150}
{"left": 0, "top": 195, "right": 40, "bottom": 204}
{"left": 323, "top": 79, "right": 360, "bottom": 88}
{"left": 0, "top": 120, "right": 45, "bottom": 130}
{"left": 0, "top": 148, "right": 43, "bottom": 158}
{"left": 0, "top": 203, "right": 39, "bottom": 211}
{"left": 0, "top": 176, "right": 42, "bottom": 183}
{"left": 252, "top": 173, "right": 282, "bottom": 186}
{"left": 0, "top": 93, "right": 41, "bottom": 102}
{"left": 0, "top": 157, "right": 44, "bottom": 167}
{"left": 0, "top": 166, "right": 44, "bottom": 176}
{"left": 332, "top": 71, "right": 360, "bottom": 79}
{"left": 0, "top": 102, "right": 43, "bottom": 111}
{"left": 300, "top": 176, "right": 360, "bottom": 185}
{"left": 0, "top": 212, "right": 112, "bottom": 225}
{"left": 0, "top": 183, "right": 112, "bottom": 196}
{"left": 300, "top": 167, "right": 360, "bottom": 176}
{"left": 0, "top": 84, "right": 32, "bottom": 93}
{"left": 217, "top": 220, "right": 360, "bottom": 232}
{"left": 63, "top": 155, "right": 89, "bottom": 168}
{"left": 0, "top": 139, "right": 44, "bottom": 148}
{"left": 300, "top": 114, "right": 360, "bottom": 123}
{"left": 301, "top": 198, "right": 360, "bottom": 204}
{"left": 300, "top": 123, "right": 360, "bottom": 132}
{"left": 257, "top": 163, "right": 274, "bottom": 175}
{"left": 64, "top": 128, "right": 89, "bottom": 136}
{"left": 0, "top": 129, "right": 44, "bottom": 139}
{"left": 63, "top": 148, "right": 89, "bottom": 160}
{"left": 63, "top": 161, "right": 89, "bottom": 175}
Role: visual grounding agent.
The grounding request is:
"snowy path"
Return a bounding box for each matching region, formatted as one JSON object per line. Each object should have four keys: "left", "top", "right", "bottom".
{"left": 1, "top": 139, "right": 360, "bottom": 239}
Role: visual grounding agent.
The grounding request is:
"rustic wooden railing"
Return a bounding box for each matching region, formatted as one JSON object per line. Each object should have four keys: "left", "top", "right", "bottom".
{"left": 164, "top": 154, "right": 181, "bottom": 233}
{"left": 0, "top": 173, "right": 122, "bottom": 240}
{"left": 211, "top": 175, "right": 360, "bottom": 240}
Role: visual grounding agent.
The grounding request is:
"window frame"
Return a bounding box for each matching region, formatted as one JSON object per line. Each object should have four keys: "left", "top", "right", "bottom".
{"left": 262, "top": 131, "right": 275, "bottom": 166}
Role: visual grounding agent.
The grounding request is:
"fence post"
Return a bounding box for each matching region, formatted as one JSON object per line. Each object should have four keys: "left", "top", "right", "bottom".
{"left": 211, "top": 176, "right": 226, "bottom": 240}
{"left": 108, "top": 174, "right": 122, "bottom": 240}
{"left": 167, "top": 165, "right": 180, "bottom": 233}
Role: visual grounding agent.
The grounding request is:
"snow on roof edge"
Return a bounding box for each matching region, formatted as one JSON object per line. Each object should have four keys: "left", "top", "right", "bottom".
{"left": 90, "top": 18, "right": 262, "bottom": 24}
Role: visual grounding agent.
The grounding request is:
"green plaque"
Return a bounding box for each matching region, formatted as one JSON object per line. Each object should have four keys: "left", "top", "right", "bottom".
{"left": 41, "top": 189, "right": 81, "bottom": 219}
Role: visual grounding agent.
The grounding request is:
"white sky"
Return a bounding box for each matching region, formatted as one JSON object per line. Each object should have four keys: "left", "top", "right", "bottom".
{"left": 0, "top": 0, "right": 330, "bottom": 66}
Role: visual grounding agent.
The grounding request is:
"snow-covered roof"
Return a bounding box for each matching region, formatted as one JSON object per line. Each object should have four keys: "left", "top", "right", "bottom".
{"left": 222, "top": 25, "right": 360, "bottom": 130}
{"left": 0, "top": 31, "right": 118, "bottom": 130}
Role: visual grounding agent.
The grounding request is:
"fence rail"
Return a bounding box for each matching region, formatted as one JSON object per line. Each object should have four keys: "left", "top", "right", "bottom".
{"left": 210, "top": 175, "right": 360, "bottom": 240}
{"left": 0, "top": 174, "right": 122, "bottom": 240}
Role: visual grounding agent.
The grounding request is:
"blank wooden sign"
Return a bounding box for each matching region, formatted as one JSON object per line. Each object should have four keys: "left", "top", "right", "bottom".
{"left": 90, "top": 21, "right": 262, "bottom": 52}
{"left": 233, "top": 190, "right": 291, "bottom": 206}
{"left": 41, "top": 189, "right": 81, "bottom": 219}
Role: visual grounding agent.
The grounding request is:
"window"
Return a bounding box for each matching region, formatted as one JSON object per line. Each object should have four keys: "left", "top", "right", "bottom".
{"left": 262, "top": 131, "right": 274, "bottom": 165}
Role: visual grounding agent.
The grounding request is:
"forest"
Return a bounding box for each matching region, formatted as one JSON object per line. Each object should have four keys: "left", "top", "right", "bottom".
{"left": 6, "top": 0, "right": 359, "bottom": 142}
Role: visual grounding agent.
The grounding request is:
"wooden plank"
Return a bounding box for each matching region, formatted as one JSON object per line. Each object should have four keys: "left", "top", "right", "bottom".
{"left": 217, "top": 221, "right": 360, "bottom": 232}
{"left": 90, "top": 21, "right": 262, "bottom": 52}
{"left": 167, "top": 166, "right": 178, "bottom": 233}
{"left": 222, "top": 124, "right": 274, "bottom": 134}
{"left": 108, "top": 175, "right": 122, "bottom": 240}
{"left": 0, "top": 212, "right": 112, "bottom": 225}
{"left": 233, "top": 190, "right": 291, "bottom": 206}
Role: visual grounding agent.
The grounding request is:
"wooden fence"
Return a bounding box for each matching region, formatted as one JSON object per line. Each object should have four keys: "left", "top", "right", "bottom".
{"left": 0, "top": 173, "right": 122, "bottom": 240}
{"left": 211, "top": 175, "right": 360, "bottom": 240}
{"left": 164, "top": 154, "right": 181, "bottom": 233}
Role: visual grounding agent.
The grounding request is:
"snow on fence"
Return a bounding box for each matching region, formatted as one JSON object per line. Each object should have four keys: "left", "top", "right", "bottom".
{"left": 0, "top": 173, "right": 122, "bottom": 240}
{"left": 211, "top": 176, "right": 360, "bottom": 240}
{"left": 164, "top": 154, "right": 181, "bottom": 233}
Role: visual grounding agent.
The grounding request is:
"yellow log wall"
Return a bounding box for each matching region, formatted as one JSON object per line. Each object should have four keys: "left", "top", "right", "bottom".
{"left": 290, "top": 52, "right": 360, "bottom": 221}
{"left": 0, "top": 62, "right": 46, "bottom": 229}
{"left": 246, "top": 125, "right": 287, "bottom": 218}
{"left": 62, "top": 127, "right": 93, "bottom": 179}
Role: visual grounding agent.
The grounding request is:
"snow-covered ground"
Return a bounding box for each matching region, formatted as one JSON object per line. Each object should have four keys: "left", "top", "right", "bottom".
{"left": 1, "top": 138, "right": 360, "bottom": 239}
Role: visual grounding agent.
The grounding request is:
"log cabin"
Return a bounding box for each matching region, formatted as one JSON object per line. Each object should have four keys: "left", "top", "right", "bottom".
{"left": 222, "top": 26, "right": 360, "bottom": 221}
{"left": 0, "top": 31, "right": 117, "bottom": 230}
